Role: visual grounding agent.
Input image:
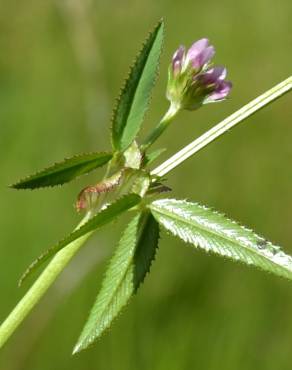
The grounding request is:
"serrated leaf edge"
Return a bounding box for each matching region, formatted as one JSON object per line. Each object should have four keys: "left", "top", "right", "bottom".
{"left": 73, "top": 212, "right": 160, "bottom": 353}
{"left": 19, "top": 194, "right": 141, "bottom": 286}
{"left": 111, "top": 19, "right": 164, "bottom": 151}
{"left": 10, "top": 151, "right": 112, "bottom": 190}
{"left": 150, "top": 198, "right": 292, "bottom": 279}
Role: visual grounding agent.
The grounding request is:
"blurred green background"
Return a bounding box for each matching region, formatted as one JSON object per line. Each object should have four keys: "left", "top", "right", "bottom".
{"left": 0, "top": 0, "right": 291, "bottom": 369}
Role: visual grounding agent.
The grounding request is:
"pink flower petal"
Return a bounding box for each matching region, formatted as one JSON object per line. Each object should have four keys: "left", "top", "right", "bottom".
{"left": 206, "top": 81, "right": 232, "bottom": 102}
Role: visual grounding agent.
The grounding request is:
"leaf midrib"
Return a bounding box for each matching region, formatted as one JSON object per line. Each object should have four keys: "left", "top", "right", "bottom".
{"left": 81, "top": 214, "right": 148, "bottom": 343}
{"left": 150, "top": 203, "right": 276, "bottom": 263}
{"left": 12, "top": 152, "right": 112, "bottom": 188}
{"left": 119, "top": 31, "right": 159, "bottom": 149}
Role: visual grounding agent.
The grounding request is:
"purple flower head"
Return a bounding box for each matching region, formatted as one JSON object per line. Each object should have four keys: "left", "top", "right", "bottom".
{"left": 167, "top": 38, "right": 232, "bottom": 111}
{"left": 186, "top": 38, "right": 215, "bottom": 70}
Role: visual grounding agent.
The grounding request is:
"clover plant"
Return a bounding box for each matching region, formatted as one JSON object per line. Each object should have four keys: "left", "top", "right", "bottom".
{"left": 0, "top": 19, "right": 291, "bottom": 354}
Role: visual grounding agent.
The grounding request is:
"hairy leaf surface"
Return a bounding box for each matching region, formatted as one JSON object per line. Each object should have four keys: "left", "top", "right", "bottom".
{"left": 11, "top": 152, "right": 112, "bottom": 189}
{"left": 74, "top": 212, "right": 159, "bottom": 353}
{"left": 111, "top": 20, "right": 164, "bottom": 152}
{"left": 150, "top": 198, "right": 292, "bottom": 279}
{"left": 19, "top": 194, "right": 141, "bottom": 285}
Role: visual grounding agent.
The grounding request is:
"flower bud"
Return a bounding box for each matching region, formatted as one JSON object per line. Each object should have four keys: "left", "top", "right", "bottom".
{"left": 172, "top": 45, "right": 185, "bottom": 76}
{"left": 186, "top": 38, "right": 215, "bottom": 70}
{"left": 166, "top": 38, "right": 232, "bottom": 111}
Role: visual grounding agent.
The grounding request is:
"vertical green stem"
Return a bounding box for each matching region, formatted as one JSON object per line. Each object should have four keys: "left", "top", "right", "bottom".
{"left": 142, "top": 103, "right": 180, "bottom": 150}
{"left": 0, "top": 214, "right": 92, "bottom": 349}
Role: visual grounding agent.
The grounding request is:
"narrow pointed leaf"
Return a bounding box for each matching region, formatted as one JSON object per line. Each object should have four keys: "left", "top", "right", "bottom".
{"left": 150, "top": 199, "right": 292, "bottom": 279}
{"left": 143, "top": 148, "right": 166, "bottom": 166}
{"left": 73, "top": 212, "right": 159, "bottom": 353}
{"left": 111, "top": 20, "right": 164, "bottom": 152}
{"left": 11, "top": 152, "right": 112, "bottom": 189}
{"left": 19, "top": 194, "right": 141, "bottom": 286}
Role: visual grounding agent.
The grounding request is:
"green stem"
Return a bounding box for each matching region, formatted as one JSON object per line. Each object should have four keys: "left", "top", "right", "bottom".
{"left": 142, "top": 103, "right": 180, "bottom": 150}
{"left": 0, "top": 213, "right": 93, "bottom": 349}
{"left": 152, "top": 76, "right": 292, "bottom": 178}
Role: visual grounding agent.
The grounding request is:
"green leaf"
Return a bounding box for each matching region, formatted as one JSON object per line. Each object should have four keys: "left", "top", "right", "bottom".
{"left": 150, "top": 198, "right": 292, "bottom": 280}
{"left": 11, "top": 152, "right": 112, "bottom": 189}
{"left": 73, "top": 212, "right": 159, "bottom": 354}
{"left": 143, "top": 148, "right": 166, "bottom": 166}
{"left": 19, "top": 194, "right": 141, "bottom": 286}
{"left": 111, "top": 20, "right": 164, "bottom": 152}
